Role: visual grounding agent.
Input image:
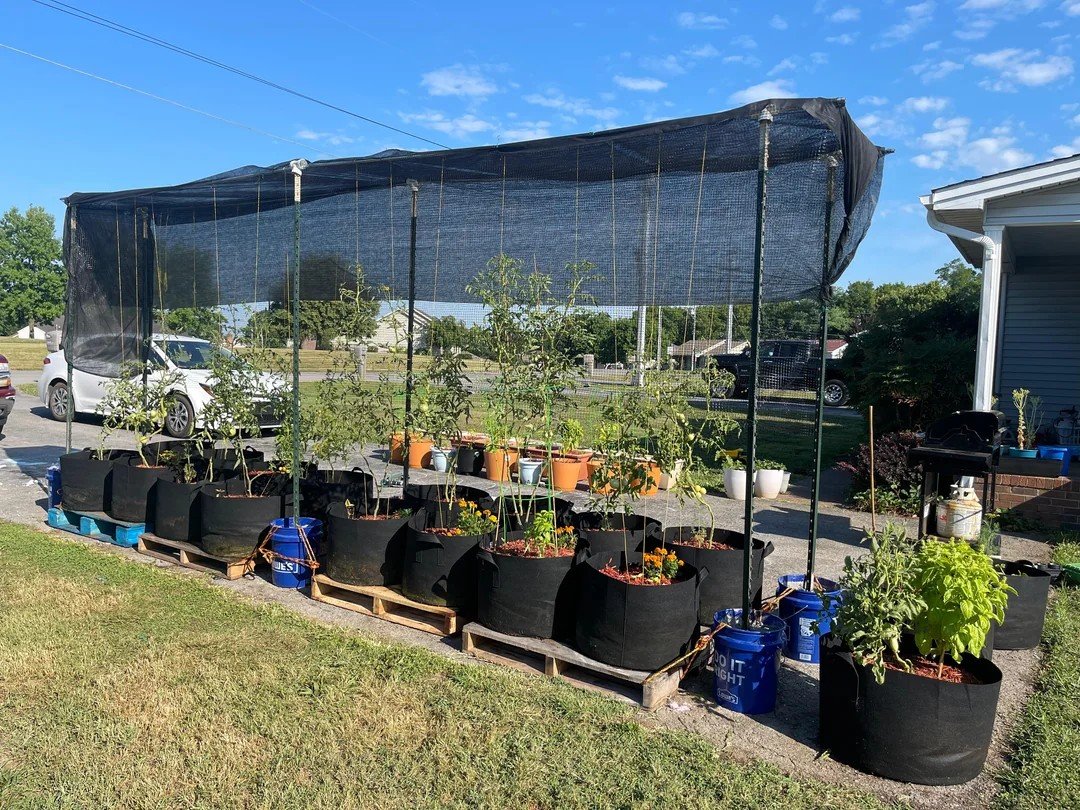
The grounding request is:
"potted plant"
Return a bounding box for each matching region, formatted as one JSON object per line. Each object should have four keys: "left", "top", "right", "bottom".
{"left": 548, "top": 417, "right": 592, "bottom": 490}
{"left": 1007, "top": 388, "right": 1041, "bottom": 458}
{"left": 721, "top": 456, "right": 751, "bottom": 501}
{"left": 402, "top": 498, "right": 496, "bottom": 610}
{"left": 153, "top": 442, "right": 211, "bottom": 543}
{"left": 992, "top": 558, "right": 1051, "bottom": 651}
{"left": 820, "top": 528, "right": 1012, "bottom": 785}
{"left": 754, "top": 459, "right": 786, "bottom": 499}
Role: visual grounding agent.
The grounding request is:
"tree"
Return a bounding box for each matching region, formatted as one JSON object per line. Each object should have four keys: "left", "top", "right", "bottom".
{"left": 158, "top": 307, "right": 227, "bottom": 341}
{"left": 244, "top": 297, "right": 378, "bottom": 349}
{"left": 0, "top": 206, "right": 64, "bottom": 336}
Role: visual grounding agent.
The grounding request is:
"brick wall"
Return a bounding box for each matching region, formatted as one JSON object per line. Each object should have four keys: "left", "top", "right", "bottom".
{"left": 995, "top": 473, "right": 1080, "bottom": 531}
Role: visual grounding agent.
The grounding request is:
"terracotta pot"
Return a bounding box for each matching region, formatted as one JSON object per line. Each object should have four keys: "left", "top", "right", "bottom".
{"left": 586, "top": 458, "right": 610, "bottom": 494}
{"left": 484, "top": 448, "right": 520, "bottom": 482}
{"left": 389, "top": 433, "right": 405, "bottom": 464}
{"left": 407, "top": 437, "right": 433, "bottom": 469}
{"left": 550, "top": 456, "right": 582, "bottom": 492}
{"left": 564, "top": 449, "right": 594, "bottom": 481}
{"left": 631, "top": 458, "right": 660, "bottom": 496}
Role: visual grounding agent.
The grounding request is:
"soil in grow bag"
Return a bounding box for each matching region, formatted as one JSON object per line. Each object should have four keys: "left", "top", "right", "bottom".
{"left": 59, "top": 449, "right": 137, "bottom": 513}
{"left": 993, "top": 560, "right": 1051, "bottom": 650}
{"left": 401, "top": 511, "right": 490, "bottom": 610}
{"left": 108, "top": 457, "right": 175, "bottom": 524}
{"left": 819, "top": 633, "right": 1002, "bottom": 786}
{"left": 573, "top": 512, "right": 660, "bottom": 563}
{"left": 493, "top": 494, "right": 574, "bottom": 532}
{"left": 652, "top": 526, "right": 773, "bottom": 625}
{"left": 574, "top": 551, "right": 704, "bottom": 671}
{"left": 324, "top": 498, "right": 412, "bottom": 586}
{"left": 198, "top": 473, "right": 291, "bottom": 560}
{"left": 208, "top": 445, "right": 265, "bottom": 473}
{"left": 477, "top": 535, "right": 582, "bottom": 640}
{"left": 152, "top": 479, "right": 209, "bottom": 543}
{"left": 300, "top": 468, "right": 374, "bottom": 523}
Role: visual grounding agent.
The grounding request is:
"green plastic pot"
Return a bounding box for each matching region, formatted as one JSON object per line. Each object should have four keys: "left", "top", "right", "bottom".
{"left": 1062, "top": 563, "right": 1080, "bottom": 587}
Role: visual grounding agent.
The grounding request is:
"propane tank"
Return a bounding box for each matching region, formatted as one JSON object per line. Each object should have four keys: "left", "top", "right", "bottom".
{"left": 935, "top": 482, "right": 983, "bottom": 541}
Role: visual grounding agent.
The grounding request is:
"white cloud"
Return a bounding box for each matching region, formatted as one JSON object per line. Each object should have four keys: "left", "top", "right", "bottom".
{"left": 829, "top": 6, "right": 861, "bottom": 22}
{"left": 732, "top": 34, "right": 758, "bottom": 49}
{"left": 613, "top": 75, "right": 668, "bottom": 92}
{"left": 960, "top": 0, "right": 1043, "bottom": 9}
{"left": 420, "top": 64, "right": 497, "bottom": 98}
{"left": 810, "top": 51, "right": 829, "bottom": 65}
{"left": 858, "top": 95, "right": 890, "bottom": 106}
{"left": 923, "top": 40, "right": 941, "bottom": 51}
{"left": 954, "top": 18, "right": 997, "bottom": 39}
{"left": 900, "top": 95, "right": 950, "bottom": 113}
{"left": 399, "top": 111, "right": 494, "bottom": 139}
{"left": 728, "top": 79, "right": 797, "bottom": 105}
{"left": 857, "top": 113, "right": 902, "bottom": 138}
{"left": 683, "top": 44, "right": 720, "bottom": 58}
{"left": 641, "top": 54, "right": 686, "bottom": 75}
{"left": 676, "top": 11, "right": 728, "bottom": 29}
{"left": 827, "top": 33, "right": 858, "bottom": 44}
{"left": 1050, "top": 136, "right": 1080, "bottom": 158}
{"left": 295, "top": 129, "right": 355, "bottom": 146}
{"left": 770, "top": 15, "right": 788, "bottom": 29}
{"left": 768, "top": 58, "right": 799, "bottom": 76}
{"left": 500, "top": 121, "right": 552, "bottom": 142}
{"left": 722, "top": 54, "right": 761, "bottom": 66}
{"left": 913, "top": 117, "right": 1034, "bottom": 174}
{"left": 912, "top": 59, "right": 964, "bottom": 82}
{"left": 881, "top": 1, "right": 935, "bottom": 45}
{"left": 1064, "top": 0, "right": 1080, "bottom": 15}
{"left": 919, "top": 116, "right": 970, "bottom": 149}
{"left": 972, "top": 48, "right": 1074, "bottom": 90}
{"left": 522, "top": 91, "right": 619, "bottom": 124}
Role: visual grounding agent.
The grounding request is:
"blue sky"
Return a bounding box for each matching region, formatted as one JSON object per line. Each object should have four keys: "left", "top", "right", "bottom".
{"left": 2, "top": 0, "right": 1078, "bottom": 287}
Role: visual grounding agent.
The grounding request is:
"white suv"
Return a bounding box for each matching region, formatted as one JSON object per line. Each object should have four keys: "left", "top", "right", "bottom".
{"left": 39, "top": 334, "right": 281, "bottom": 438}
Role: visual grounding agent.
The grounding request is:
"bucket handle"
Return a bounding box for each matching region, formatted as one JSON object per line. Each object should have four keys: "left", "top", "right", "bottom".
{"left": 476, "top": 548, "right": 499, "bottom": 587}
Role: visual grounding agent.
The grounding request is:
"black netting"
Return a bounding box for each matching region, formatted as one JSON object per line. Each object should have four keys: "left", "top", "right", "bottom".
{"left": 63, "top": 98, "right": 885, "bottom": 376}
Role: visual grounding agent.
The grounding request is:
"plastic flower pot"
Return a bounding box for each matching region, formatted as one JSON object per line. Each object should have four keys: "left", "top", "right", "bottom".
{"left": 407, "top": 437, "right": 433, "bottom": 469}
{"left": 1036, "top": 444, "right": 1070, "bottom": 475}
{"left": 484, "top": 448, "right": 519, "bottom": 482}
{"left": 401, "top": 511, "right": 490, "bottom": 610}
{"left": 454, "top": 444, "right": 485, "bottom": 476}
{"left": 573, "top": 511, "right": 660, "bottom": 562}
{"left": 754, "top": 469, "right": 784, "bottom": 499}
{"left": 325, "top": 498, "right": 411, "bottom": 586}
{"left": 477, "top": 540, "right": 583, "bottom": 639}
{"left": 993, "top": 559, "right": 1051, "bottom": 650}
{"left": 653, "top": 526, "right": 774, "bottom": 625}
{"left": 430, "top": 447, "right": 456, "bottom": 473}
{"left": 517, "top": 458, "right": 543, "bottom": 485}
{"left": 657, "top": 459, "right": 684, "bottom": 490}
{"left": 819, "top": 633, "right": 1003, "bottom": 786}
{"left": 198, "top": 474, "right": 291, "bottom": 560}
{"left": 549, "top": 455, "right": 582, "bottom": 492}
{"left": 299, "top": 468, "right": 374, "bottom": 524}
{"left": 722, "top": 468, "right": 755, "bottom": 500}
{"left": 152, "top": 479, "right": 208, "bottom": 543}
{"left": 775, "top": 574, "right": 842, "bottom": 664}
{"left": 630, "top": 458, "right": 660, "bottom": 496}
{"left": 712, "top": 609, "right": 786, "bottom": 715}
{"left": 779, "top": 471, "right": 791, "bottom": 494}
{"left": 1012, "top": 447, "right": 1038, "bottom": 459}
{"left": 58, "top": 449, "right": 137, "bottom": 513}
{"left": 388, "top": 433, "right": 405, "bottom": 464}
{"left": 574, "top": 551, "right": 706, "bottom": 671}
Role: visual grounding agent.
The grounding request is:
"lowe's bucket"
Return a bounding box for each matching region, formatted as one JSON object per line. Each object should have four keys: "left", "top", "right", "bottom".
{"left": 269, "top": 517, "right": 323, "bottom": 589}
{"left": 776, "top": 575, "right": 842, "bottom": 664}
{"left": 712, "top": 609, "right": 786, "bottom": 715}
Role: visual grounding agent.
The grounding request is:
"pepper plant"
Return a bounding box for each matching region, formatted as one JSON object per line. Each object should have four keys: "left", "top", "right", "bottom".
{"left": 97, "top": 359, "right": 185, "bottom": 467}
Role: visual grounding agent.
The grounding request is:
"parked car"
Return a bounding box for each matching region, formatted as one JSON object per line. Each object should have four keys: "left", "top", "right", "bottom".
{"left": 0, "top": 353, "right": 13, "bottom": 436}
{"left": 38, "top": 334, "right": 282, "bottom": 438}
{"left": 710, "top": 339, "right": 851, "bottom": 407}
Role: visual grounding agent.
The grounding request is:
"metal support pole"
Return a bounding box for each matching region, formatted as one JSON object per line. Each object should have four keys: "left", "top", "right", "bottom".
{"left": 403, "top": 179, "right": 420, "bottom": 493}
{"left": 139, "top": 208, "right": 153, "bottom": 401}
{"left": 64, "top": 206, "right": 76, "bottom": 454}
{"left": 741, "top": 108, "right": 772, "bottom": 628}
{"left": 289, "top": 160, "right": 307, "bottom": 522}
{"left": 656, "top": 306, "right": 663, "bottom": 369}
{"left": 726, "top": 303, "right": 734, "bottom": 352}
{"left": 806, "top": 157, "right": 838, "bottom": 583}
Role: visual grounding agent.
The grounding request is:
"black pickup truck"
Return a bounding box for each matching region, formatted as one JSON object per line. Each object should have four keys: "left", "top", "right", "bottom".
{"left": 711, "top": 339, "right": 850, "bottom": 407}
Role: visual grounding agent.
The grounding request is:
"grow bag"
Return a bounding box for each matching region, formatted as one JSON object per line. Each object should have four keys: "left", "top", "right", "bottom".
{"left": 325, "top": 498, "right": 411, "bottom": 586}
{"left": 819, "top": 634, "right": 1002, "bottom": 786}
{"left": 300, "top": 468, "right": 374, "bottom": 523}
{"left": 494, "top": 494, "right": 574, "bottom": 532}
{"left": 209, "top": 445, "right": 265, "bottom": 473}
{"left": 574, "top": 551, "right": 705, "bottom": 671}
{"left": 152, "top": 479, "right": 208, "bottom": 543}
{"left": 993, "top": 560, "right": 1051, "bottom": 650}
{"left": 573, "top": 512, "right": 660, "bottom": 563}
{"left": 654, "top": 526, "right": 773, "bottom": 625}
{"left": 402, "top": 512, "right": 490, "bottom": 610}
{"left": 108, "top": 458, "right": 175, "bottom": 524}
{"left": 58, "top": 449, "right": 136, "bottom": 512}
{"left": 199, "top": 474, "right": 291, "bottom": 559}
{"left": 477, "top": 542, "right": 583, "bottom": 639}
{"left": 404, "top": 483, "right": 493, "bottom": 527}
{"left": 455, "top": 445, "right": 485, "bottom": 476}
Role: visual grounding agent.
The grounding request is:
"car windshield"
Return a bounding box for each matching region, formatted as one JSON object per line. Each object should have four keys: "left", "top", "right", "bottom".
{"left": 157, "top": 340, "right": 225, "bottom": 369}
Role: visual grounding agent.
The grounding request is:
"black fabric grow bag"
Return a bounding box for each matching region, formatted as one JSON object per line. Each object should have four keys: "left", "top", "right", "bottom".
{"left": 819, "top": 633, "right": 1002, "bottom": 786}
{"left": 653, "top": 526, "right": 773, "bottom": 625}
{"left": 59, "top": 449, "right": 136, "bottom": 512}
{"left": 209, "top": 445, "right": 265, "bottom": 473}
{"left": 404, "top": 483, "right": 493, "bottom": 527}
{"left": 108, "top": 458, "right": 175, "bottom": 524}
{"left": 402, "top": 511, "right": 490, "bottom": 610}
{"left": 300, "top": 468, "right": 374, "bottom": 523}
{"left": 573, "top": 512, "right": 660, "bottom": 563}
{"left": 325, "top": 498, "right": 410, "bottom": 586}
{"left": 493, "top": 494, "right": 574, "bottom": 532}
{"left": 456, "top": 446, "right": 485, "bottom": 476}
{"left": 993, "top": 560, "right": 1051, "bottom": 650}
{"left": 477, "top": 542, "right": 583, "bottom": 639}
{"left": 574, "top": 551, "right": 704, "bottom": 671}
{"left": 153, "top": 479, "right": 208, "bottom": 543}
{"left": 198, "top": 474, "right": 291, "bottom": 559}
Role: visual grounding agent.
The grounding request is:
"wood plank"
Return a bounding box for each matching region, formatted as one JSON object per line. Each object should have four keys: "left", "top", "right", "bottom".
{"left": 310, "top": 575, "right": 463, "bottom": 637}
{"left": 137, "top": 533, "right": 251, "bottom": 580}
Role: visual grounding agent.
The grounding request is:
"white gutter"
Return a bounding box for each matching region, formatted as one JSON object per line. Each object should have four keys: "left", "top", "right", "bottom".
{"left": 924, "top": 208, "right": 995, "bottom": 256}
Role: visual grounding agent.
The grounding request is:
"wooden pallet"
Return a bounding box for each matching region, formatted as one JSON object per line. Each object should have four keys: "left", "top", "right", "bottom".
{"left": 48, "top": 507, "right": 145, "bottom": 548}
{"left": 137, "top": 532, "right": 252, "bottom": 580}
{"left": 460, "top": 622, "right": 682, "bottom": 711}
{"left": 310, "top": 574, "right": 462, "bottom": 636}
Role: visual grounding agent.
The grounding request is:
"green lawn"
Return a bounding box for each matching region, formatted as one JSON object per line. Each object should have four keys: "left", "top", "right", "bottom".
{"left": 0, "top": 338, "right": 47, "bottom": 371}
{"left": 0, "top": 521, "right": 893, "bottom": 809}
{"left": 994, "top": 536, "right": 1080, "bottom": 809}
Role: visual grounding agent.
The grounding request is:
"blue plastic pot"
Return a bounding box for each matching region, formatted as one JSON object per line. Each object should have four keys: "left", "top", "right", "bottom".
{"left": 1037, "top": 445, "right": 1070, "bottom": 476}
{"left": 712, "top": 609, "right": 786, "bottom": 715}
{"left": 269, "top": 517, "right": 323, "bottom": 589}
{"left": 776, "top": 575, "right": 842, "bottom": 664}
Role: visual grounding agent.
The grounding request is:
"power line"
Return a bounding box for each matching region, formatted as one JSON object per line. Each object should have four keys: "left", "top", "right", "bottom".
{"left": 27, "top": 0, "right": 450, "bottom": 150}
{"left": 293, "top": 0, "right": 395, "bottom": 50}
{"left": 0, "top": 43, "right": 346, "bottom": 158}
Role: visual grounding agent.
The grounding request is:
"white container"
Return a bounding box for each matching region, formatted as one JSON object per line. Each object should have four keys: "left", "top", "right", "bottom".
{"left": 430, "top": 447, "right": 455, "bottom": 472}
{"left": 724, "top": 468, "right": 751, "bottom": 500}
{"left": 518, "top": 458, "right": 544, "bottom": 486}
{"left": 935, "top": 485, "right": 982, "bottom": 540}
{"left": 779, "top": 471, "right": 791, "bottom": 494}
{"left": 755, "top": 469, "right": 784, "bottom": 499}
{"left": 658, "top": 459, "right": 685, "bottom": 490}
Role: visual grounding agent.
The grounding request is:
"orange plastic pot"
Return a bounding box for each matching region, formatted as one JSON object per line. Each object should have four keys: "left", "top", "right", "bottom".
{"left": 407, "top": 437, "right": 433, "bottom": 469}
{"left": 484, "top": 448, "right": 520, "bottom": 482}
{"left": 389, "top": 433, "right": 405, "bottom": 464}
{"left": 586, "top": 458, "right": 611, "bottom": 494}
{"left": 632, "top": 459, "right": 660, "bottom": 496}
{"left": 550, "top": 456, "right": 582, "bottom": 492}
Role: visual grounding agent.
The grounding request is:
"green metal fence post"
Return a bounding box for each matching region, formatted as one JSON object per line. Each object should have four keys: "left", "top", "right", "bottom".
{"left": 289, "top": 160, "right": 307, "bottom": 521}
{"left": 403, "top": 179, "right": 420, "bottom": 494}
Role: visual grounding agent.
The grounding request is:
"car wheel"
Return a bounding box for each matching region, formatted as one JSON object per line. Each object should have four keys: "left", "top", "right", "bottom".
{"left": 823, "top": 379, "right": 850, "bottom": 407}
{"left": 164, "top": 394, "right": 195, "bottom": 438}
{"left": 48, "top": 381, "right": 71, "bottom": 421}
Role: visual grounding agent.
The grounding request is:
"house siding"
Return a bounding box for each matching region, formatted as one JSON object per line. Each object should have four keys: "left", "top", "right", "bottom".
{"left": 995, "top": 259, "right": 1080, "bottom": 437}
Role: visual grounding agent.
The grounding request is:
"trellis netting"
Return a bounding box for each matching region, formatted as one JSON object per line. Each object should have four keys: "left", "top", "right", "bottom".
{"left": 63, "top": 97, "right": 884, "bottom": 376}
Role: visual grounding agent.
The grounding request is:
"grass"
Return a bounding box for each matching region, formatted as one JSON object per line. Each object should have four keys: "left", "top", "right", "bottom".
{"left": 994, "top": 536, "right": 1080, "bottom": 809}
{"left": 0, "top": 520, "right": 894, "bottom": 810}
{"left": 0, "top": 338, "right": 47, "bottom": 371}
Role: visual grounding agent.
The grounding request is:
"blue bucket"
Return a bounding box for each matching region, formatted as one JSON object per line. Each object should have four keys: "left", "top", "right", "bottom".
{"left": 776, "top": 575, "right": 842, "bottom": 664}
{"left": 1037, "top": 445, "right": 1070, "bottom": 476}
{"left": 46, "top": 464, "right": 63, "bottom": 509}
{"left": 269, "top": 517, "right": 323, "bottom": 589}
{"left": 711, "top": 609, "right": 786, "bottom": 715}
